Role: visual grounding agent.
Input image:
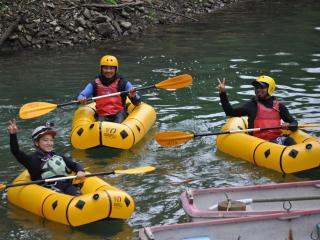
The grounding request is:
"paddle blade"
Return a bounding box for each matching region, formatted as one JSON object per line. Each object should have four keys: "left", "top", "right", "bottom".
{"left": 114, "top": 166, "right": 156, "bottom": 174}
{"left": 0, "top": 184, "right": 6, "bottom": 191}
{"left": 19, "top": 102, "right": 58, "bottom": 119}
{"left": 299, "top": 124, "right": 320, "bottom": 128}
{"left": 155, "top": 131, "right": 195, "bottom": 147}
{"left": 155, "top": 74, "right": 192, "bottom": 90}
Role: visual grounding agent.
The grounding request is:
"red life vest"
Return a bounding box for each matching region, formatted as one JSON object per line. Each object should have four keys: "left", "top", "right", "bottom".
{"left": 253, "top": 99, "right": 282, "bottom": 140}
{"left": 95, "top": 78, "right": 124, "bottom": 116}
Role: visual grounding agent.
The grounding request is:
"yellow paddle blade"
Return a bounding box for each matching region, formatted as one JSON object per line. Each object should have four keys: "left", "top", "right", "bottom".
{"left": 299, "top": 124, "right": 320, "bottom": 128}
{"left": 155, "top": 131, "right": 195, "bottom": 147}
{"left": 0, "top": 184, "right": 6, "bottom": 191}
{"left": 114, "top": 166, "right": 156, "bottom": 174}
{"left": 19, "top": 102, "right": 58, "bottom": 119}
{"left": 155, "top": 74, "right": 192, "bottom": 90}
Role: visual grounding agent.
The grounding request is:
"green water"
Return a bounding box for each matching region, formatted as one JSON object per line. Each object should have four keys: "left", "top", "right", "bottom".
{"left": 0, "top": 0, "right": 320, "bottom": 239}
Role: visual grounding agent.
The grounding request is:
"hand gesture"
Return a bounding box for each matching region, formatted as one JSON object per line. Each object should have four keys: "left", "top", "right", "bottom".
{"left": 76, "top": 171, "right": 86, "bottom": 179}
{"left": 128, "top": 88, "right": 137, "bottom": 98}
{"left": 217, "top": 78, "right": 226, "bottom": 93}
{"left": 79, "top": 97, "right": 87, "bottom": 105}
{"left": 8, "top": 119, "right": 18, "bottom": 134}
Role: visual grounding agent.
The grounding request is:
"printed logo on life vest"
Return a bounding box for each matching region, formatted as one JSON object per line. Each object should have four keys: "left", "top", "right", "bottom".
{"left": 113, "top": 195, "right": 122, "bottom": 208}
{"left": 104, "top": 128, "right": 117, "bottom": 138}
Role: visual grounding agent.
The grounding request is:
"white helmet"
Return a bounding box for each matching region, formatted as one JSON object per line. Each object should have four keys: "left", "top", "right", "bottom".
{"left": 32, "top": 123, "right": 56, "bottom": 141}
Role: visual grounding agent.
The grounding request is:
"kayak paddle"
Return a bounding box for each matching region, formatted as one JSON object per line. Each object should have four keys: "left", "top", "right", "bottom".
{"left": 19, "top": 74, "right": 192, "bottom": 119}
{"left": 0, "top": 165, "right": 155, "bottom": 190}
{"left": 155, "top": 124, "right": 320, "bottom": 147}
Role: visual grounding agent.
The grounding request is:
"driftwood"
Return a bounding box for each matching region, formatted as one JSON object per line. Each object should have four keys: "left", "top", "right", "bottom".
{"left": 146, "top": 5, "right": 198, "bottom": 22}
{"left": 83, "top": 1, "right": 144, "bottom": 8}
{"left": 0, "top": 15, "right": 22, "bottom": 47}
{"left": 83, "top": 1, "right": 198, "bottom": 22}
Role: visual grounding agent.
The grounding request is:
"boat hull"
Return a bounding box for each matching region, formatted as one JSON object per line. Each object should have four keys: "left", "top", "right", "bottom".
{"left": 139, "top": 209, "right": 320, "bottom": 240}
{"left": 180, "top": 180, "right": 320, "bottom": 219}
{"left": 70, "top": 100, "right": 156, "bottom": 150}
{"left": 7, "top": 170, "right": 135, "bottom": 226}
{"left": 216, "top": 117, "right": 320, "bottom": 173}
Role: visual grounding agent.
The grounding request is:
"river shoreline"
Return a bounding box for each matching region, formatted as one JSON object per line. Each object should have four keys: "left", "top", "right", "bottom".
{"left": 0, "top": 0, "right": 242, "bottom": 52}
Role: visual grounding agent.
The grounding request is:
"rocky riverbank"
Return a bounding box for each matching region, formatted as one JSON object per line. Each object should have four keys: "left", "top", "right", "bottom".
{"left": 0, "top": 0, "right": 241, "bottom": 51}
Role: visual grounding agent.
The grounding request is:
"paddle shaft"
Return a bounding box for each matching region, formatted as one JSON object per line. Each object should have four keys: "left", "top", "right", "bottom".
{"left": 3, "top": 171, "right": 115, "bottom": 189}
{"left": 57, "top": 85, "right": 156, "bottom": 108}
{"left": 194, "top": 125, "right": 285, "bottom": 138}
{"left": 1, "top": 166, "right": 155, "bottom": 190}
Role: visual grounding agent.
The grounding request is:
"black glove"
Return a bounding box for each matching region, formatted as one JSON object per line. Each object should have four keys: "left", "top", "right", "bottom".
{"left": 288, "top": 121, "right": 298, "bottom": 131}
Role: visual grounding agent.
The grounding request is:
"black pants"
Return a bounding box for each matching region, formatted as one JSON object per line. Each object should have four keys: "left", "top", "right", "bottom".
{"left": 48, "top": 181, "right": 81, "bottom": 196}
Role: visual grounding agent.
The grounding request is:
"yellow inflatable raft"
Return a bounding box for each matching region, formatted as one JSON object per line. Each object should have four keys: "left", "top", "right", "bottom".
{"left": 216, "top": 117, "right": 320, "bottom": 174}
{"left": 70, "top": 100, "right": 156, "bottom": 150}
{"left": 7, "top": 170, "right": 135, "bottom": 226}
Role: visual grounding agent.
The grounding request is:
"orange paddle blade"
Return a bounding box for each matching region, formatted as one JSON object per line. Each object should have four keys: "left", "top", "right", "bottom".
{"left": 155, "top": 74, "right": 192, "bottom": 90}
{"left": 299, "top": 124, "right": 320, "bottom": 128}
{"left": 155, "top": 131, "right": 195, "bottom": 147}
{"left": 114, "top": 166, "right": 156, "bottom": 174}
{"left": 0, "top": 184, "right": 6, "bottom": 191}
{"left": 19, "top": 102, "right": 58, "bottom": 119}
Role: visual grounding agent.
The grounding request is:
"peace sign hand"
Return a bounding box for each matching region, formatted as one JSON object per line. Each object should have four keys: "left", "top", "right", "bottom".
{"left": 217, "top": 78, "right": 226, "bottom": 93}
{"left": 8, "top": 119, "right": 18, "bottom": 134}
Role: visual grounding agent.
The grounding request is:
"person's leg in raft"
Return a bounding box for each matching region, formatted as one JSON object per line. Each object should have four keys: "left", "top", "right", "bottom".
{"left": 55, "top": 181, "right": 81, "bottom": 196}
{"left": 113, "top": 110, "right": 128, "bottom": 123}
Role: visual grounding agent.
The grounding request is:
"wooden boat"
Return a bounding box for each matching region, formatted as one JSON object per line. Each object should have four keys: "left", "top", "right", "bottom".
{"left": 7, "top": 170, "right": 135, "bottom": 226}
{"left": 139, "top": 209, "right": 320, "bottom": 240}
{"left": 70, "top": 100, "right": 156, "bottom": 150}
{"left": 180, "top": 180, "right": 320, "bottom": 219}
{"left": 216, "top": 117, "right": 320, "bottom": 174}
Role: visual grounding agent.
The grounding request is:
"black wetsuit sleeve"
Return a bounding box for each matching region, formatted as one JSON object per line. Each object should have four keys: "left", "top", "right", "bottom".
{"left": 63, "top": 156, "right": 85, "bottom": 173}
{"left": 219, "top": 92, "right": 249, "bottom": 116}
{"left": 10, "top": 134, "right": 33, "bottom": 169}
{"left": 279, "top": 103, "right": 298, "bottom": 131}
{"left": 219, "top": 92, "right": 257, "bottom": 129}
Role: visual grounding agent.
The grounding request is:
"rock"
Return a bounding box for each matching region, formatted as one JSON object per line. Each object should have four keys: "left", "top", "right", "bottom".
{"left": 96, "top": 22, "right": 115, "bottom": 37}
{"left": 83, "top": 8, "right": 92, "bottom": 19}
{"left": 76, "top": 17, "right": 87, "bottom": 28}
{"left": 0, "top": 0, "right": 242, "bottom": 50}
{"left": 49, "top": 20, "right": 58, "bottom": 26}
{"left": 121, "top": 9, "right": 130, "bottom": 18}
{"left": 19, "top": 37, "right": 31, "bottom": 47}
{"left": 112, "top": 20, "right": 122, "bottom": 35}
{"left": 120, "top": 21, "right": 132, "bottom": 30}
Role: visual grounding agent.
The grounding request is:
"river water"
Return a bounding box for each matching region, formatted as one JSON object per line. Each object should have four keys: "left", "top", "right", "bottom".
{"left": 1, "top": 0, "right": 320, "bottom": 239}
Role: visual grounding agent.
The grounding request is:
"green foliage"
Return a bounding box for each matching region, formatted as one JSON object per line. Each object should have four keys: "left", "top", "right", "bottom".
{"left": 104, "top": 0, "right": 117, "bottom": 5}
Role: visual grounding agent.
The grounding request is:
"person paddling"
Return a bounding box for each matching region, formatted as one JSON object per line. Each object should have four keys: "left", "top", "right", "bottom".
{"left": 8, "top": 119, "right": 85, "bottom": 195}
{"left": 77, "top": 55, "right": 141, "bottom": 123}
{"left": 217, "top": 75, "right": 298, "bottom": 146}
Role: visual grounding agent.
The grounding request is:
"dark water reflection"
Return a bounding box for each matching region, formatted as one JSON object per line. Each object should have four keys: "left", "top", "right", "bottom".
{"left": 1, "top": 0, "right": 320, "bottom": 239}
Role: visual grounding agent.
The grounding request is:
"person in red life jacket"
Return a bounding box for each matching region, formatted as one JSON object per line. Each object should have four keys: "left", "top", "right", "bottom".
{"left": 8, "top": 119, "right": 86, "bottom": 196}
{"left": 217, "top": 75, "right": 298, "bottom": 146}
{"left": 77, "top": 55, "right": 141, "bottom": 123}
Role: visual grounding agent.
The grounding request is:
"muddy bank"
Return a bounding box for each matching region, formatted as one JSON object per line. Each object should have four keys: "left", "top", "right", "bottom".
{"left": 0, "top": 0, "right": 241, "bottom": 51}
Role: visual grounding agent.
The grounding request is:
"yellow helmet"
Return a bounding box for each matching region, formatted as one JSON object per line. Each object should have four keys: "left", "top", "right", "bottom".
{"left": 252, "top": 75, "right": 276, "bottom": 95}
{"left": 100, "top": 55, "right": 119, "bottom": 69}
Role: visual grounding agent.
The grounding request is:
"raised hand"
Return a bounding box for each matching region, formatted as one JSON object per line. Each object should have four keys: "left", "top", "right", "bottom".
{"left": 217, "top": 78, "right": 226, "bottom": 93}
{"left": 7, "top": 119, "right": 18, "bottom": 134}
